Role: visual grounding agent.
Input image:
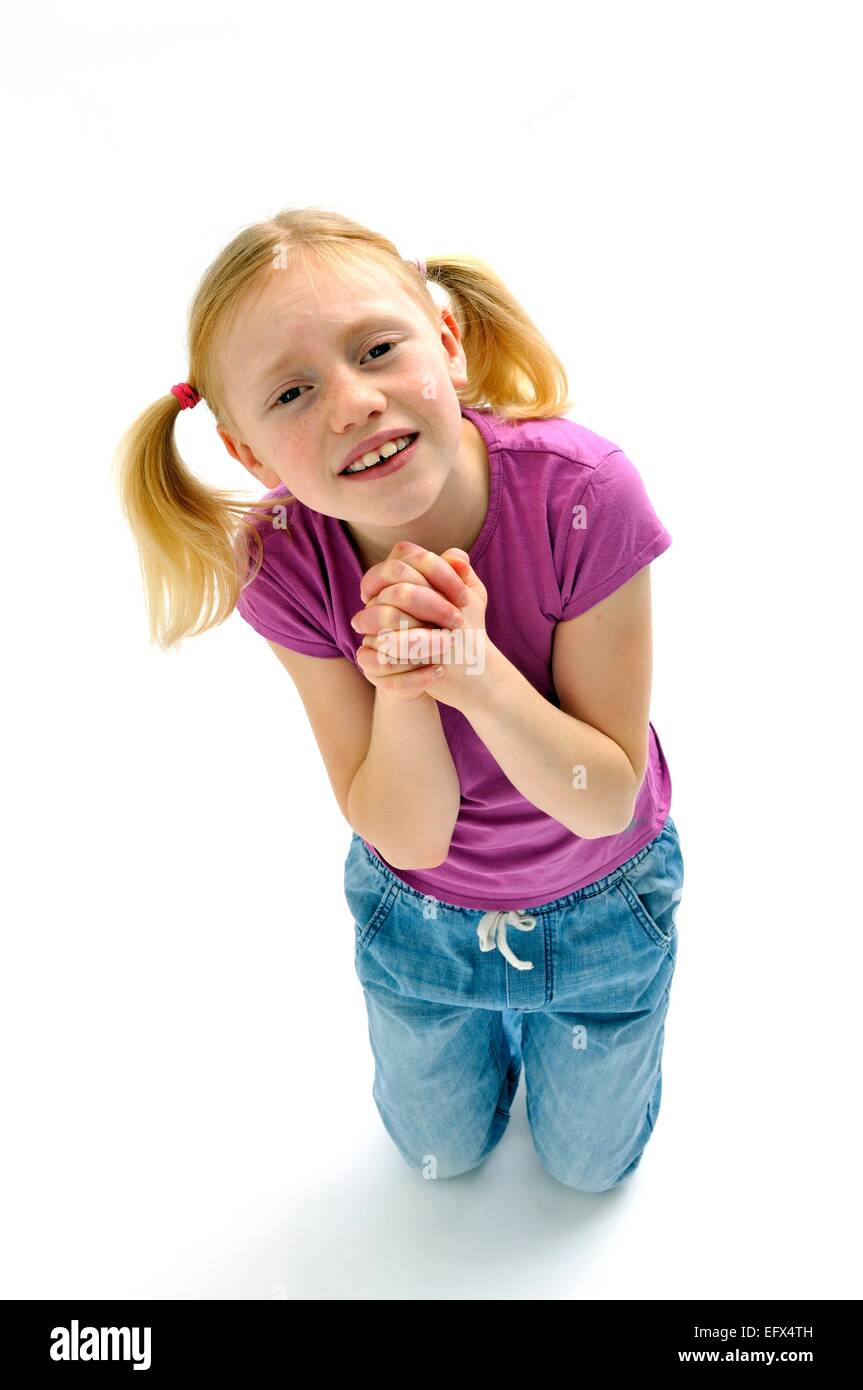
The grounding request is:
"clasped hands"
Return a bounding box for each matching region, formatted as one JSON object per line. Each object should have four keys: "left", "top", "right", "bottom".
{"left": 350, "top": 539, "right": 490, "bottom": 710}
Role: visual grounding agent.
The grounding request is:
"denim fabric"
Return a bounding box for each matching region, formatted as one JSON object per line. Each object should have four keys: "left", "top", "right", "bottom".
{"left": 343, "top": 816, "right": 684, "bottom": 1192}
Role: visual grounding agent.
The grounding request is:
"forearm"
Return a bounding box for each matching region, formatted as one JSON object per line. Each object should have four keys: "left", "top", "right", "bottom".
{"left": 348, "top": 690, "right": 461, "bottom": 869}
{"left": 461, "top": 644, "right": 639, "bottom": 840}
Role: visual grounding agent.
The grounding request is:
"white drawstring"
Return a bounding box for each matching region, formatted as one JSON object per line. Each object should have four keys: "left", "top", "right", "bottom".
{"left": 477, "top": 910, "right": 537, "bottom": 970}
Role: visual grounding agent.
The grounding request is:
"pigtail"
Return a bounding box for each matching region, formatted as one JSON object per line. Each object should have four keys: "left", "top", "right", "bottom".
{"left": 423, "top": 255, "right": 575, "bottom": 423}
{"left": 112, "top": 391, "right": 278, "bottom": 651}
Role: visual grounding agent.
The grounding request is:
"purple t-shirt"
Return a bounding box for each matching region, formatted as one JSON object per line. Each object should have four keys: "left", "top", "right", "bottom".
{"left": 235, "top": 405, "right": 673, "bottom": 909}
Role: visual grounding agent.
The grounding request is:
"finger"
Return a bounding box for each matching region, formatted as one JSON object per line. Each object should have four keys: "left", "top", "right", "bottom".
{"left": 356, "top": 644, "right": 442, "bottom": 685}
{"left": 350, "top": 611, "right": 425, "bottom": 636}
{"left": 362, "top": 628, "right": 458, "bottom": 666}
{"left": 374, "top": 668, "right": 443, "bottom": 700}
{"left": 359, "top": 636, "right": 424, "bottom": 671}
{"left": 386, "top": 541, "right": 471, "bottom": 607}
{"left": 350, "top": 605, "right": 426, "bottom": 637}
{"left": 442, "top": 552, "right": 471, "bottom": 576}
{"left": 356, "top": 584, "right": 465, "bottom": 634}
{"left": 359, "top": 556, "right": 436, "bottom": 605}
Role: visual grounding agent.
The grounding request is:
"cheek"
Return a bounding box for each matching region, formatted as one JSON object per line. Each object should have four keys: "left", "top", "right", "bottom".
{"left": 395, "top": 345, "right": 440, "bottom": 389}
{"left": 269, "top": 423, "right": 317, "bottom": 475}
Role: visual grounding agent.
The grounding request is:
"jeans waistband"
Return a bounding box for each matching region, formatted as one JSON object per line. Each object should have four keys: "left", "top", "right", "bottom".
{"left": 353, "top": 814, "right": 676, "bottom": 918}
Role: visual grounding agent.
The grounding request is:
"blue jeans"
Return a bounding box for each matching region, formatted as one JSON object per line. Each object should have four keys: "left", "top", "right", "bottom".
{"left": 343, "top": 815, "right": 684, "bottom": 1192}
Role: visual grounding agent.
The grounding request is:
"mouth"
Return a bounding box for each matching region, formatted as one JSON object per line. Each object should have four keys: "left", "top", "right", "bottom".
{"left": 338, "top": 432, "right": 420, "bottom": 481}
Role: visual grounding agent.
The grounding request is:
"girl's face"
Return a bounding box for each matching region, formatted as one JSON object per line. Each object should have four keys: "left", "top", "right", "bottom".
{"left": 216, "top": 261, "right": 474, "bottom": 551}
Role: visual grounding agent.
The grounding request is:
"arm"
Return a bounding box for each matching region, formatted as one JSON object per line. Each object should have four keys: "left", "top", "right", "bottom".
{"left": 460, "top": 644, "right": 638, "bottom": 839}
{"left": 263, "top": 639, "right": 458, "bottom": 868}
{"left": 449, "top": 568, "right": 655, "bottom": 840}
{"left": 348, "top": 689, "right": 461, "bottom": 869}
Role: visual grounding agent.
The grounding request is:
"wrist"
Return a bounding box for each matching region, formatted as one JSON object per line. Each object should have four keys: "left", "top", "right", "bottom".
{"left": 455, "top": 637, "right": 511, "bottom": 719}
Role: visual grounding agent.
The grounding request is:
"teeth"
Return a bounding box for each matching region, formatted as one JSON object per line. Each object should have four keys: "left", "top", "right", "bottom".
{"left": 344, "top": 433, "right": 415, "bottom": 474}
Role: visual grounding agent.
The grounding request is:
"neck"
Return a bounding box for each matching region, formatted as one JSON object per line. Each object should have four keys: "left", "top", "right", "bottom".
{"left": 344, "top": 416, "right": 489, "bottom": 572}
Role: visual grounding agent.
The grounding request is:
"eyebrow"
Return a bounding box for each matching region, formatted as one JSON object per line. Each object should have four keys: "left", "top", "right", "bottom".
{"left": 254, "top": 314, "right": 410, "bottom": 392}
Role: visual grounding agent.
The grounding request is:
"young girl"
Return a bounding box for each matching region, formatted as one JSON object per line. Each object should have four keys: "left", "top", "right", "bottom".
{"left": 114, "top": 206, "right": 684, "bottom": 1193}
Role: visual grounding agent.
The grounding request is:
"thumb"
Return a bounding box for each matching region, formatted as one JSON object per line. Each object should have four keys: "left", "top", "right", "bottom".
{"left": 442, "top": 549, "right": 484, "bottom": 600}
{"left": 442, "top": 547, "right": 472, "bottom": 573}
{"left": 442, "top": 549, "right": 489, "bottom": 615}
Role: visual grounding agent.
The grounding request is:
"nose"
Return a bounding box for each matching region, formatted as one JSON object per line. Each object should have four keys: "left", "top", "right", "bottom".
{"left": 327, "top": 372, "right": 389, "bottom": 432}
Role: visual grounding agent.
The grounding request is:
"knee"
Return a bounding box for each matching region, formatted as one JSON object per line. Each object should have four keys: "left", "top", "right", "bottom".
{"left": 414, "top": 1116, "right": 511, "bottom": 1180}
{"left": 415, "top": 1149, "right": 490, "bottom": 1181}
{"left": 535, "top": 1146, "right": 644, "bottom": 1194}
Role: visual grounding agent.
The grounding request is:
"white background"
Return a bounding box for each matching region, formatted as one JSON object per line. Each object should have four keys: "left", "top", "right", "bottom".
{"left": 1, "top": 0, "right": 860, "bottom": 1300}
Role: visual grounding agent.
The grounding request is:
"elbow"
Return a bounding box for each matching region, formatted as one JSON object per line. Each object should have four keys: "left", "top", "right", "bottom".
{"left": 599, "top": 765, "right": 642, "bottom": 837}
{"left": 576, "top": 818, "right": 633, "bottom": 842}
{"left": 606, "top": 808, "right": 638, "bottom": 838}
{"left": 367, "top": 815, "right": 457, "bottom": 871}
{"left": 421, "top": 848, "right": 452, "bottom": 869}
{"left": 605, "top": 789, "right": 639, "bottom": 828}
{"left": 573, "top": 793, "right": 639, "bottom": 841}
{"left": 348, "top": 821, "right": 452, "bottom": 871}
{"left": 602, "top": 794, "right": 640, "bottom": 839}
{"left": 386, "top": 843, "right": 452, "bottom": 871}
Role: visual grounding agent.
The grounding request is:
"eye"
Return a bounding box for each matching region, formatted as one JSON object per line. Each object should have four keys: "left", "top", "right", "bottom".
{"left": 272, "top": 340, "right": 401, "bottom": 408}
{"left": 364, "top": 340, "right": 396, "bottom": 361}
{"left": 274, "top": 385, "right": 304, "bottom": 408}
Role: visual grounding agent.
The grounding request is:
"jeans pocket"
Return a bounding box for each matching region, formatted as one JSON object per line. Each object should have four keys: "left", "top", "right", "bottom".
{"left": 343, "top": 834, "right": 401, "bottom": 951}
{"left": 614, "top": 822, "right": 684, "bottom": 949}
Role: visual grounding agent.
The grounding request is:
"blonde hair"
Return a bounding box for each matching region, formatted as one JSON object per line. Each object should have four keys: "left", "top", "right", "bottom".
{"left": 112, "top": 206, "right": 575, "bottom": 651}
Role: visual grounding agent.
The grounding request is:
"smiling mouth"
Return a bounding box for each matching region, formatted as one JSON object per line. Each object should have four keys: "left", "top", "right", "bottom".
{"left": 338, "top": 432, "right": 420, "bottom": 477}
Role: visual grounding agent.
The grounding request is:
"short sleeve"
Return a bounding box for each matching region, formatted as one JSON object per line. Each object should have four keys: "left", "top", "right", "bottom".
{"left": 234, "top": 539, "right": 344, "bottom": 659}
{"left": 558, "top": 448, "right": 672, "bottom": 621}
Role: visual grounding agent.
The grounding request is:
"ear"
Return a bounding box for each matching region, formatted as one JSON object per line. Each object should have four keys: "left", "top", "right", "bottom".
{"left": 217, "top": 427, "right": 282, "bottom": 490}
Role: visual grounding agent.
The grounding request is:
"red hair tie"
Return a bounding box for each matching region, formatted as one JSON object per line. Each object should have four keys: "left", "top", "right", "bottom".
{"left": 171, "top": 382, "right": 201, "bottom": 409}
